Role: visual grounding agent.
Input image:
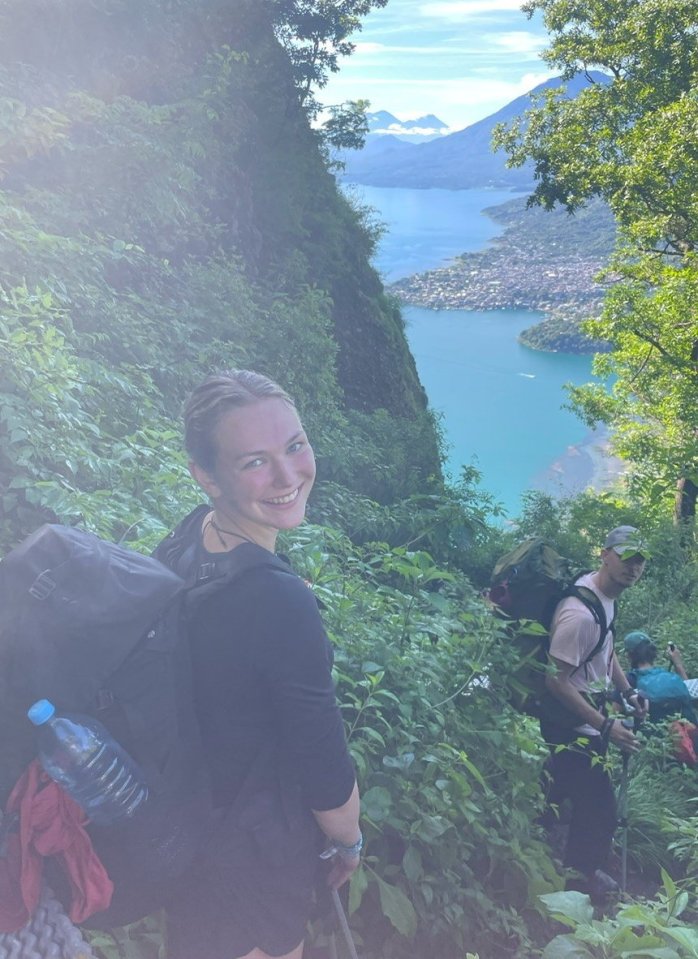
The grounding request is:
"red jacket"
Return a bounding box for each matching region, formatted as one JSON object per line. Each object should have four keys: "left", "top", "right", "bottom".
{"left": 0, "top": 761, "right": 113, "bottom": 933}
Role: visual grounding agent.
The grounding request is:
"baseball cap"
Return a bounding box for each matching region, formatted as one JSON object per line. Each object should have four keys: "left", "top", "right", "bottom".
{"left": 623, "top": 630, "right": 652, "bottom": 653}
{"left": 603, "top": 525, "right": 649, "bottom": 559}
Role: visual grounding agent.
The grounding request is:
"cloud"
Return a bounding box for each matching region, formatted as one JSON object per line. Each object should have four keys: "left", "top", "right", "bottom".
{"left": 321, "top": 0, "right": 553, "bottom": 128}
{"left": 440, "top": 72, "right": 553, "bottom": 108}
{"left": 353, "top": 42, "right": 388, "bottom": 54}
{"left": 353, "top": 42, "right": 508, "bottom": 57}
{"left": 373, "top": 124, "right": 448, "bottom": 137}
{"left": 420, "top": 0, "right": 525, "bottom": 16}
{"left": 487, "top": 31, "right": 546, "bottom": 54}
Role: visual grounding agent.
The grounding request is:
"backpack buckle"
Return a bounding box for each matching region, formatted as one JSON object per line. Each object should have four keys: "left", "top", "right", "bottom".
{"left": 95, "top": 688, "right": 115, "bottom": 710}
{"left": 196, "top": 562, "right": 216, "bottom": 583}
{"left": 29, "top": 570, "right": 56, "bottom": 600}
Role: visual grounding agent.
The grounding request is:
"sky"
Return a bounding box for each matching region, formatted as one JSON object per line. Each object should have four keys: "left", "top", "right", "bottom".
{"left": 320, "top": 0, "right": 555, "bottom": 132}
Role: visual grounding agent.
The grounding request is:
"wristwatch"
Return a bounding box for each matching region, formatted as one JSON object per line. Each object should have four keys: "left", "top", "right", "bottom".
{"left": 320, "top": 832, "right": 364, "bottom": 860}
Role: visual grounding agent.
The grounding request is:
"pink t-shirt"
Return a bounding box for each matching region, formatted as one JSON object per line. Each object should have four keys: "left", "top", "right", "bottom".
{"left": 548, "top": 572, "right": 615, "bottom": 735}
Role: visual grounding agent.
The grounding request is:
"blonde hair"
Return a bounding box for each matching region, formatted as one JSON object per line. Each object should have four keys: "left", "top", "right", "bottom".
{"left": 184, "top": 370, "right": 294, "bottom": 471}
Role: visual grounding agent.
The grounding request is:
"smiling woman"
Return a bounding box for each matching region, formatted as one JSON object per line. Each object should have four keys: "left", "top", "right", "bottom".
{"left": 154, "top": 370, "right": 361, "bottom": 959}
{"left": 186, "top": 373, "right": 317, "bottom": 552}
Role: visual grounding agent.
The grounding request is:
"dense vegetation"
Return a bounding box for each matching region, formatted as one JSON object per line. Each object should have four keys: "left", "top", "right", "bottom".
{"left": 1, "top": 2, "right": 697, "bottom": 958}
{"left": 0, "top": 0, "right": 440, "bottom": 553}
{"left": 519, "top": 315, "right": 612, "bottom": 354}
{"left": 495, "top": 0, "right": 698, "bottom": 523}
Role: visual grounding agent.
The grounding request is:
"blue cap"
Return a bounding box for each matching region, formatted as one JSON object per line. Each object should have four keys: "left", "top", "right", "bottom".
{"left": 28, "top": 699, "right": 56, "bottom": 725}
{"left": 623, "top": 630, "right": 652, "bottom": 653}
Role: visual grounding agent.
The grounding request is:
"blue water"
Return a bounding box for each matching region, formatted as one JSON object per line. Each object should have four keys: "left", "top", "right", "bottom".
{"left": 344, "top": 183, "right": 601, "bottom": 516}
{"left": 346, "top": 185, "right": 523, "bottom": 282}
{"left": 406, "top": 306, "right": 593, "bottom": 512}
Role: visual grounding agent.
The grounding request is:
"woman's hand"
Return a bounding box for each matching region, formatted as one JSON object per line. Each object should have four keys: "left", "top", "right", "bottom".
{"left": 313, "top": 780, "right": 361, "bottom": 889}
{"left": 323, "top": 846, "right": 362, "bottom": 889}
{"left": 320, "top": 830, "right": 363, "bottom": 889}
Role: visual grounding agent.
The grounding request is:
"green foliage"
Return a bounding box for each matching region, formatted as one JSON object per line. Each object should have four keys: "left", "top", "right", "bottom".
{"left": 520, "top": 313, "right": 611, "bottom": 355}
{"left": 308, "top": 463, "right": 507, "bottom": 588}
{"left": 2, "top": 2, "right": 698, "bottom": 956}
{"left": 283, "top": 524, "right": 562, "bottom": 958}
{"left": 270, "top": 0, "right": 389, "bottom": 112}
{"left": 539, "top": 875, "right": 698, "bottom": 959}
{"left": 570, "top": 255, "right": 698, "bottom": 515}
{"left": 667, "top": 804, "right": 698, "bottom": 897}
{"left": 322, "top": 98, "right": 370, "bottom": 155}
{"left": 617, "top": 732, "right": 698, "bottom": 880}
{"left": 84, "top": 911, "right": 166, "bottom": 959}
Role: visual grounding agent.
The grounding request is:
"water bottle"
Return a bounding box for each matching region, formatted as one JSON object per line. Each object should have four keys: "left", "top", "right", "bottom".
{"left": 27, "top": 699, "right": 149, "bottom": 825}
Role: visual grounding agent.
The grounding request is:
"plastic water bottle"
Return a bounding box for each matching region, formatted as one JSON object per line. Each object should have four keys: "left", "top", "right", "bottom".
{"left": 27, "top": 699, "right": 149, "bottom": 825}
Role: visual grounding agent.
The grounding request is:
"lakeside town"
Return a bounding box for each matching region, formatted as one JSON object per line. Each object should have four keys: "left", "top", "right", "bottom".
{"left": 390, "top": 246, "right": 606, "bottom": 313}
{"left": 388, "top": 197, "right": 616, "bottom": 344}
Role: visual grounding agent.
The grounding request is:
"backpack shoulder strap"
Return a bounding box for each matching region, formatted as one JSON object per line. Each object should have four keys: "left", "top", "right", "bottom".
{"left": 563, "top": 581, "right": 611, "bottom": 666}
{"left": 155, "top": 510, "right": 299, "bottom": 610}
{"left": 152, "top": 504, "right": 211, "bottom": 576}
{"left": 185, "top": 544, "right": 295, "bottom": 612}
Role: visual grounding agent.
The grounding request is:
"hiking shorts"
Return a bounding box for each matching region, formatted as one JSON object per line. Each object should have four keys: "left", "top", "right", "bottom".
{"left": 166, "top": 788, "right": 322, "bottom": 959}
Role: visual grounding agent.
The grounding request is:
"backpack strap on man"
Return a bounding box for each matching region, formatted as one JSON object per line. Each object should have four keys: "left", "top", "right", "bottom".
{"left": 562, "top": 582, "right": 615, "bottom": 668}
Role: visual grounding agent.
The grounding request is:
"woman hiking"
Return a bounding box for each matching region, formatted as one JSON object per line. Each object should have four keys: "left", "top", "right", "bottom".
{"left": 157, "top": 370, "right": 361, "bottom": 959}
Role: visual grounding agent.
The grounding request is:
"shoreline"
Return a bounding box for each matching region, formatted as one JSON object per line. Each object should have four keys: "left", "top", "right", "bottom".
{"left": 360, "top": 185, "right": 623, "bottom": 509}
{"left": 530, "top": 427, "right": 626, "bottom": 500}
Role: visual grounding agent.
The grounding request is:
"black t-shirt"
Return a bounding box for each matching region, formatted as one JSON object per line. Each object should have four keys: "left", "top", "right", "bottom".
{"left": 188, "top": 544, "right": 355, "bottom": 812}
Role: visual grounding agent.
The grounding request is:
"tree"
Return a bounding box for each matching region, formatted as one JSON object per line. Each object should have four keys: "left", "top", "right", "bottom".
{"left": 494, "top": 0, "right": 698, "bottom": 528}
{"left": 270, "top": 0, "right": 388, "bottom": 115}
{"left": 322, "top": 98, "right": 370, "bottom": 154}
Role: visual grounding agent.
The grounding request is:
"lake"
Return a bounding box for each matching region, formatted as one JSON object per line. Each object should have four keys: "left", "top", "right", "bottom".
{"left": 345, "top": 184, "right": 523, "bottom": 282}
{"left": 345, "top": 183, "right": 616, "bottom": 516}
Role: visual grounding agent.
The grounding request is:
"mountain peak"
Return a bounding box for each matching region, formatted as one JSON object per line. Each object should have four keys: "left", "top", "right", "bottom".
{"left": 344, "top": 73, "right": 608, "bottom": 189}
{"left": 366, "top": 110, "right": 449, "bottom": 143}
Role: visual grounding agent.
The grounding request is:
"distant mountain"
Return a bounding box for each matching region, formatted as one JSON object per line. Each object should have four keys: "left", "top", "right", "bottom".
{"left": 365, "top": 110, "right": 449, "bottom": 143}
{"left": 343, "top": 73, "right": 608, "bottom": 189}
{"left": 366, "top": 110, "right": 401, "bottom": 131}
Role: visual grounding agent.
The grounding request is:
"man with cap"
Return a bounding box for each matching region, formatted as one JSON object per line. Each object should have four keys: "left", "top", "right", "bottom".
{"left": 624, "top": 631, "right": 696, "bottom": 724}
{"left": 541, "top": 526, "right": 649, "bottom": 902}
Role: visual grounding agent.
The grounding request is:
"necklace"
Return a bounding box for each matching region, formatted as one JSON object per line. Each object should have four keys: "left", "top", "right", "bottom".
{"left": 205, "top": 514, "right": 258, "bottom": 550}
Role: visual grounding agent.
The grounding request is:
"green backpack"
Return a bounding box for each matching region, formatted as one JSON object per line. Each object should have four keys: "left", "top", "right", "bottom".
{"left": 488, "top": 537, "right": 616, "bottom": 722}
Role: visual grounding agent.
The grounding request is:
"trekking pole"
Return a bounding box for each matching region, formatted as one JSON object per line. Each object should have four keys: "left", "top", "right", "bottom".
{"left": 617, "top": 700, "right": 644, "bottom": 895}
{"left": 617, "top": 749, "right": 631, "bottom": 895}
{"left": 332, "top": 888, "right": 361, "bottom": 959}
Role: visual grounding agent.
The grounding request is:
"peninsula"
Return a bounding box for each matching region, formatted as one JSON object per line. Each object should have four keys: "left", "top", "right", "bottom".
{"left": 390, "top": 197, "right": 617, "bottom": 353}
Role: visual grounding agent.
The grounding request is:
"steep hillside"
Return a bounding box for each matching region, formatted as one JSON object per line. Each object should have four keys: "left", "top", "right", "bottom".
{"left": 0, "top": 0, "right": 441, "bottom": 546}
{"left": 342, "top": 72, "right": 608, "bottom": 189}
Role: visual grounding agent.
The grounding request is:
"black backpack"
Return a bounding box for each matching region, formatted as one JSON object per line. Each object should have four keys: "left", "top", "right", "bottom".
{"left": 0, "top": 509, "right": 289, "bottom": 927}
{"left": 488, "top": 537, "right": 616, "bottom": 722}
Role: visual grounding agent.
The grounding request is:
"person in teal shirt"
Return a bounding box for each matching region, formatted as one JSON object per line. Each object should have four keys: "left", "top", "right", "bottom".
{"left": 624, "top": 631, "right": 697, "bottom": 724}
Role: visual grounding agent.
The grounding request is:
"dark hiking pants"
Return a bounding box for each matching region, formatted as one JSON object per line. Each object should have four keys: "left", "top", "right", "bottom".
{"left": 540, "top": 722, "right": 617, "bottom": 876}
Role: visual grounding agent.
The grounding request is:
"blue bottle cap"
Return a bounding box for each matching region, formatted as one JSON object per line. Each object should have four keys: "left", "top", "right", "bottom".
{"left": 28, "top": 699, "right": 56, "bottom": 725}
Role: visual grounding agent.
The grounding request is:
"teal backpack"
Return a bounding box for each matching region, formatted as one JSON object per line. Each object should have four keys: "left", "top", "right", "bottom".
{"left": 627, "top": 667, "right": 697, "bottom": 724}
